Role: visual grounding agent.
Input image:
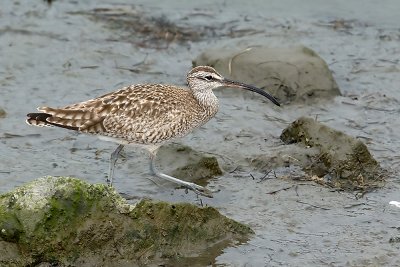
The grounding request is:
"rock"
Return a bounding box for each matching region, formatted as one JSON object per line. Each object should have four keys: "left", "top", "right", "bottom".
{"left": 280, "top": 117, "right": 384, "bottom": 191}
{"left": 0, "top": 177, "right": 252, "bottom": 266}
{"left": 158, "top": 144, "right": 223, "bottom": 185}
{"left": 193, "top": 45, "right": 341, "bottom": 104}
{"left": 0, "top": 108, "right": 6, "bottom": 118}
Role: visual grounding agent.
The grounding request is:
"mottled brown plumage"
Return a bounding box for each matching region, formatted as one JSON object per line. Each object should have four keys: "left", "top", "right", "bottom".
{"left": 28, "top": 84, "right": 217, "bottom": 145}
{"left": 26, "top": 66, "right": 280, "bottom": 197}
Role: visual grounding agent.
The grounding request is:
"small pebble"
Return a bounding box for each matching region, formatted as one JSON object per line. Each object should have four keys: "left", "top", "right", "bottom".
{"left": 0, "top": 108, "right": 6, "bottom": 118}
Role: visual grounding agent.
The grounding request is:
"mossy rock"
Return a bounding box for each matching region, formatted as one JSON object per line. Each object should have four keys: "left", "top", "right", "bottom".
{"left": 158, "top": 144, "right": 223, "bottom": 185}
{"left": 280, "top": 117, "right": 385, "bottom": 191}
{"left": 0, "top": 177, "right": 252, "bottom": 266}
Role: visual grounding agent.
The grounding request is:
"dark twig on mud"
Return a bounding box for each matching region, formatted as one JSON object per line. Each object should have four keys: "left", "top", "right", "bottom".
{"left": 344, "top": 203, "right": 366, "bottom": 209}
{"left": 249, "top": 170, "right": 277, "bottom": 182}
{"left": 261, "top": 170, "right": 272, "bottom": 180}
{"left": 266, "top": 185, "right": 295, "bottom": 194}
{"left": 228, "top": 165, "right": 240, "bottom": 173}
{"left": 115, "top": 66, "right": 142, "bottom": 73}
{"left": 257, "top": 170, "right": 277, "bottom": 183}
{"left": 296, "top": 200, "right": 330, "bottom": 210}
{"left": 80, "top": 65, "right": 99, "bottom": 69}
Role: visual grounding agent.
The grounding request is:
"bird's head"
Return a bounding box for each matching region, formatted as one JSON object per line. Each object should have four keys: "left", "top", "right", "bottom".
{"left": 187, "top": 66, "right": 280, "bottom": 106}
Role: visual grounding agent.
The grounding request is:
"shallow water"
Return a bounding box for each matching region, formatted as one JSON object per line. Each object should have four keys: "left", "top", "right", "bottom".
{"left": 1, "top": 0, "right": 399, "bottom": 266}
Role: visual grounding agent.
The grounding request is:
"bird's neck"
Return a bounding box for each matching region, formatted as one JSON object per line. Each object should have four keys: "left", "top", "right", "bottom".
{"left": 192, "top": 90, "right": 219, "bottom": 116}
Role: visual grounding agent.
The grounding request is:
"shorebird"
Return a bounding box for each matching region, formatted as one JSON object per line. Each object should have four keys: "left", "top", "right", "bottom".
{"left": 26, "top": 66, "right": 280, "bottom": 197}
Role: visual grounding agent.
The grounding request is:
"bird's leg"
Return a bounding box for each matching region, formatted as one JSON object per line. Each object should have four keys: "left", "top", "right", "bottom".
{"left": 148, "top": 148, "right": 213, "bottom": 198}
{"left": 107, "top": 144, "right": 124, "bottom": 186}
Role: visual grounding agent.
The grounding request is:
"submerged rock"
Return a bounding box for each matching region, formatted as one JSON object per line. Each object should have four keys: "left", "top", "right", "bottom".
{"left": 158, "top": 144, "right": 223, "bottom": 185}
{"left": 194, "top": 45, "right": 341, "bottom": 104}
{"left": 0, "top": 177, "right": 252, "bottom": 266}
{"left": 280, "top": 117, "right": 384, "bottom": 191}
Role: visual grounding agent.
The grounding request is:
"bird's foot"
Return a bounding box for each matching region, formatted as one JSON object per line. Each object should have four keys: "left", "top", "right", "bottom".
{"left": 185, "top": 182, "right": 215, "bottom": 198}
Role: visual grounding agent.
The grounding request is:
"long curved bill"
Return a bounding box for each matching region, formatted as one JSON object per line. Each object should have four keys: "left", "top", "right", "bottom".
{"left": 222, "top": 78, "right": 280, "bottom": 106}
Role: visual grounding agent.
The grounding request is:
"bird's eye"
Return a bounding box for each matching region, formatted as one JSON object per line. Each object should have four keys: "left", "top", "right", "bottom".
{"left": 204, "top": 75, "right": 213, "bottom": 81}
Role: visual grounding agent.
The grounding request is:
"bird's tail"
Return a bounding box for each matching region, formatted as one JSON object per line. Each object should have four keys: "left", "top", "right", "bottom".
{"left": 26, "top": 107, "right": 107, "bottom": 133}
{"left": 26, "top": 109, "right": 79, "bottom": 131}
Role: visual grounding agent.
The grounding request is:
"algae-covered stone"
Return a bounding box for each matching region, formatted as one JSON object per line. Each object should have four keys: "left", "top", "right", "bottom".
{"left": 0, "top": 177, "right": 252, "bottom": 266}
{"left": 158, "top": 144, "right": 223, "bottom": 185}
{"left": 194, "top": 45, "right": 340, "bottom": 104}
{"left": 172, "top": 156, "right": 222, "bottom": 181}
{"left": 280, "top": 117, "right": 384, "bottom": 191}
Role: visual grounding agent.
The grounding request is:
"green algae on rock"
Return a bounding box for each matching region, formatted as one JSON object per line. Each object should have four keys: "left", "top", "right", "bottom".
{"left": 158, "top": 144, "right": 223, "bottom": 186}
{"left": 280, "top": 117, "right": 385, "bottom": 191}
{"left": 0, "top": 176, "right": 252, "bottom": 266}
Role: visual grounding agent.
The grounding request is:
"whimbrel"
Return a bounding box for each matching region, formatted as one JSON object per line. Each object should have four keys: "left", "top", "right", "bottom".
{"left": 26, "top": 66, "right": 280, "bottom": 197}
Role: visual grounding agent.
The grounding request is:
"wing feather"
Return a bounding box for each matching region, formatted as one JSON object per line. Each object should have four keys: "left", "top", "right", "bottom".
{"left": 28, "top": 84, "right": 204, "bottom": 144}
